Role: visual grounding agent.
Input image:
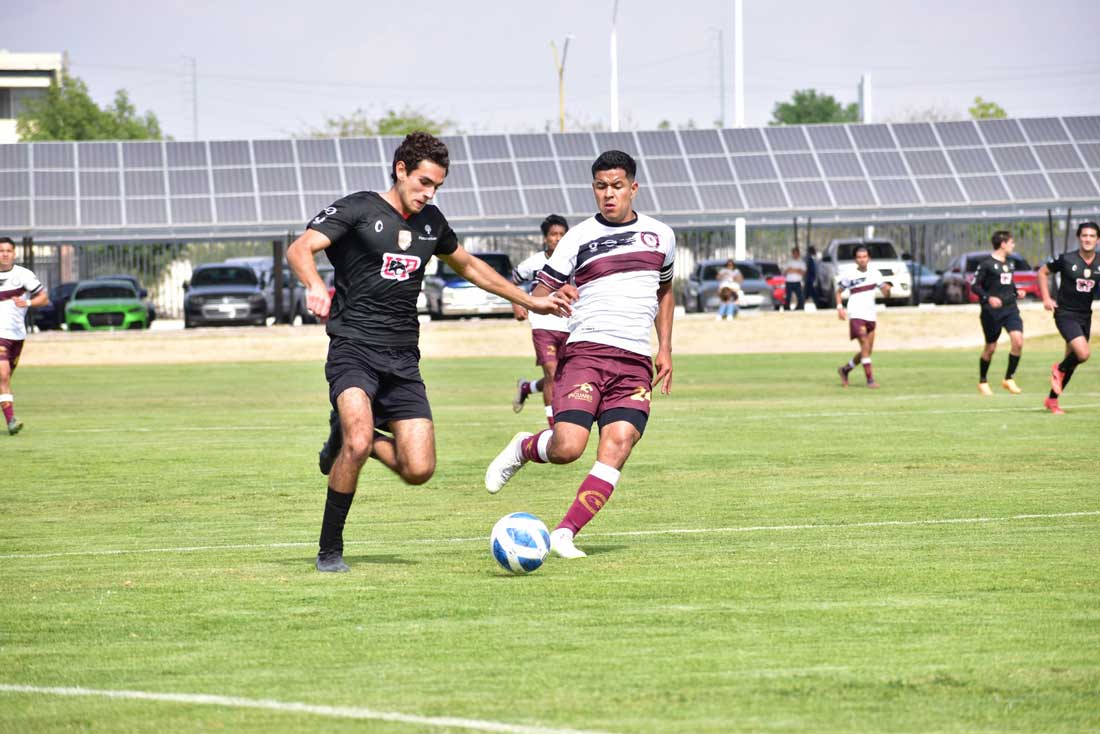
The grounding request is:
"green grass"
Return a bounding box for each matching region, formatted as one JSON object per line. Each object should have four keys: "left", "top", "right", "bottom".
{"left": 1, "top": 346, "right": 1098, "bottom": 733}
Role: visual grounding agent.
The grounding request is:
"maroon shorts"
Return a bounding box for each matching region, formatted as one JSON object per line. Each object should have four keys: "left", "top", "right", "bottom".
{"left": 552, "top": 341, "right": 654, "bottom": 419}
{"left": 0, "top": 338, "right": 24, "bottom": 369}
{"left": 849, "top": 318, "right": 876, "bottom": 340}
{"left": 531, "top": 328, "right": 569, "bottom": 366}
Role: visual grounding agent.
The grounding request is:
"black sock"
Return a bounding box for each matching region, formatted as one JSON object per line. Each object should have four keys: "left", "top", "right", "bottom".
{"left": 1049, "top": 389, "right": 1058, "bottom": 400}
{"left": 1059, "top": 353, "right": 1080, "bottom": 373}
{"left": 979, "top": 358, "right": 991, "bottom": 382}
{"left": 1005, "top": 354, "right": 1020, "bottom": 380}
{"left": 1061, "top": 365, "right": 1077, "bottom": 391}
{"left": 319, "top": 487, "right": 354, "bottom": 553}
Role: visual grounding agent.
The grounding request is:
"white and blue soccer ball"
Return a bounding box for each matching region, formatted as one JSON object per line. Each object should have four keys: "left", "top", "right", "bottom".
{"left": 490, "top": 512, "right": 551, "bottom": 575}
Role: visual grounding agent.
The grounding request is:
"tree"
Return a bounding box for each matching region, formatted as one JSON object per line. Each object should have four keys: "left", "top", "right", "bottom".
{"left": 302, "top": 107, "right": 453, "bottom": 138}
{"left": 771, "top": 89, "right": 859, "bottom": 125}
{"left": 969, "top": 96, "right": 1007, "bottom": 120}
{"left": 17, "top": 71, "right": 162, "bottom": 141}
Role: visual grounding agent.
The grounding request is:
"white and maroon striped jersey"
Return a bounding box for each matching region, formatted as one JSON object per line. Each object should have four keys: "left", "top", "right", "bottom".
{"left": 536, "top": 212, "right": 675, "bottom": 356}
{"left": 838, "top": 267, "right": 884, "bottom": 322}
{"left": 512, "top": 250, "right": 570, "bottom": 333}
{"left": 0, "top": 265, "right": 43, "bottom": 340}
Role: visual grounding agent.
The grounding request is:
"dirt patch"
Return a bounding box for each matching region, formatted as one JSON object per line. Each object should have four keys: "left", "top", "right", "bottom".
{"left": 20, "top": 303, "right": 1065, "bottom": 367}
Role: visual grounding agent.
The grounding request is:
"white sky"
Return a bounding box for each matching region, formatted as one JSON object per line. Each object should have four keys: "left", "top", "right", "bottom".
{"left": 6, "top": 0, "right": 1099, "bottom": 140}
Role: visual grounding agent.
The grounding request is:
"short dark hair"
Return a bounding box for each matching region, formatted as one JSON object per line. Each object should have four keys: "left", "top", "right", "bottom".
{"left": 1077, "top": 221, "right": 1100, "bottom": 237}
{"left": 853, "top": 245, "right": 870, "bottom": 256}
{"left": 540, "top": 214, "right": 568, "bottom": 237}
{"left": 592, "top": 150, "right": 636, "bottom": 180}
{"left": 391, "top": 131, "right": 450, "bottom": 184}
{"left": 0, "top": 237, "right": 14, "bottom": 248}
{"left": 991, "top": 230, "right": 1013, "bottom": 249}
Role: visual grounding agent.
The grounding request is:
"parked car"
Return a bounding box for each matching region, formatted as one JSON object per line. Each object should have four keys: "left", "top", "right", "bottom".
{"left": 95, "top": 274, "right": 156, "bottom": 326}
{"left": 33, "top": 281, "right": 78, "bottom": 331}
{"left": 682, "top": 259, "right": 776, "bottom": 312}
{"left": 932, "top": 251, "right": 1039, "bottom": 305}
{"left": 906, "top": 261, "right": 941, "bottom": 303}
{"left": 749, "top": 259, "right": 786, "bottom": 309}
{"left": 65, "top": 280, "right": 149, "bottom": 331}
{"left": 423, "top": 252, "right": 514, "bottom": 319}
{"left": 183, "top": 264, "right": 267, "bottom": 328}
{"left": 224, "top": 256, "right": 332, "bottom": 325}
{"left": 815, "top": 238, "right": 913, "bottom": 307}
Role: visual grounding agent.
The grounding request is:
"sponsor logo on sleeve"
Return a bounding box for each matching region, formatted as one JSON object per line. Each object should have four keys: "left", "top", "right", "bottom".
{"left": 312, "top": 206, "right": 337, "bottom": 225}
{"left": 381, "top": 253, "right": 422, "bottom": 281}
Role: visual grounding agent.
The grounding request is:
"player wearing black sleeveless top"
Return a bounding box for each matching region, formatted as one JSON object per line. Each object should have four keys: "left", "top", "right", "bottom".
{"left": 971, "top": 231, "right": 1026, "bottom": 396}
{"left": 287, "top": 132, "right": 572, "bottom": 572}
{"left": 1038, "top": 221, "right": 1100, "bottom": 414}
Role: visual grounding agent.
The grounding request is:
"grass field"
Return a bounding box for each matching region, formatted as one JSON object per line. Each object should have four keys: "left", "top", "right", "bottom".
{"left": 2, "top": 342, "right": 1098, "bottom": 733}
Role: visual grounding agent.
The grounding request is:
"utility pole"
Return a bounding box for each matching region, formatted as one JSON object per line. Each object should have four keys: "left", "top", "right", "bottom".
{"left": 859, "top": 73, "right": 872, "bottom": 123}
{"left": 187, "top": 56, "right": 199, "bottom": 141}
{"left": 733, "top": 0, "right": 744, "bottom": 128}
{"left": 551, "top": 36, "right": 573, "bottom": 133}
{"left": 713, "top": 28, "right": 725, "bottom": 127}
{"left": 610, "top": 0, "right": 620, "bottom": 132}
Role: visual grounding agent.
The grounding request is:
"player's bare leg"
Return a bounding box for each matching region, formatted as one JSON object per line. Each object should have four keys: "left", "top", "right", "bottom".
{"left": 861, "top": 331, "right": 879, "bottom": 387}
{"left": 383, "top": 418, "right": 436, "bottom": 485}
{"left": 1001, "top": 330, "right": 1023, "bottom": 394}
{"left": 485, "top": 420, "right": 588, "bottom": 494}
{"left": 978, "top": 341, "right": 997, "bottom": 396}
{"left": 0, "top": 361, "right": 20, "bottom": 435}
{"left": 513, "top": 377, "right": 543, "bottom": 412}
{"left": 540, "top": 359, "right": 558, "bottom": 427}
{"left": 316, "top": 388, "right": 375, "bottom": 572}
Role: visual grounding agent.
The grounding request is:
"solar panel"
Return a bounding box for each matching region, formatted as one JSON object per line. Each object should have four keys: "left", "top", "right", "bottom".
{"left": 633, "top": 187, "right": 657, "bottom": 212}
{"left": 124, "top": 170, "right": 165, "bottom": 197}
{"left": 1033, "top": 144, "right": 1084, "bottom": 170}
{"left": 679, "top": 129, "right": 724, "bottom": 155}
{"left": 436, "top": 190, "right": 479, "bottom": 217}
{"left": 785, "top": 180, "right": 831, "bottom": 207}
{"left": 565, "top": 187, "right": 593, "bottom": 214}
{"left": 523, "top": 187, "right": 568, "bottom": 215}
{"left": 651, "top": 185, "right": 700, "bottom": 211}
{"left": 916, "top": 177, "right": 965, "bottom": 203}
{"left": 339, "top": 138, "right": 383, "bottom": 164}
{"left": 774, "top": 153, "right": 821, "bottom": 179}
{"left": 439, "top": 136, "right": 469, "bottom": 161}
{"left": 904, "top": 150, "right": 952, "bottom": 176}
{"left": 34, "top": 143, "right": 74, "bottom": 168}
{"left": 1002, "top": 173, "right": 1053, "bottom": 200}
{"left": 688, "top": 157, "right": 734, "bottom": 182}
{"left": 166, "top": 141, "right": 209, "bottom": 168}
{"left": 516, "top": 161, "right": 561, "bottom": 187}
{"left": 860, "top": 151, "right": 907, "bottom": 177}
{"left": 871, "top": 178, "right": 921, "bottom": 205}
{"left": 732, "top": 155, "right": 778, "bottom": 181}
{"left": 977, "top": 118, "right": 1025, "bottom": 145}
{"left": 35, "top": 171, "right": 75, "bottom": 197}
{"left": 817, "top": 152, "right": 863, "bottom": 178}
{"left": 849, "top": 124, "right": 895, "bottom": 150}
{"left": 171, "top": 197, "right": 213, "bottom": 223}
{"left": 473, "top": 162, "right": 518, "bottom": 188}
{"left": 256, "top": 167, "right": 298, "bottom": 193}
{"left": 258, "top": 195, "right": 300, "bottom": 221}
{"left": 379, "top": 137, "right": 403, "bottom": 160}
{"left": 764, "top": 126, "right": 809, "bottom": 152}
{"left": 296, "top": 139, "right": 338, "bottom": 164}
{"left": 481, "top": 189, "right": 523, "bottom": 216}
{"left": 637, "top": 130, "right": 681, "bottom": 157}
{"left": 214, "top": 196, "right": 257, "bottom": 223}
{"left": 593, "top": 131, "right": 639, "bottom": 156}
{"left": 444, "top": 163, "right": 474, "bottom": 189}
{"left": 81, "top": 198, "right": 121, "bottom": 226}
{"left": 892, "top": 123, "right": 938, "bottom": 149}
{"left": 0, "top": 171, "right": 28, "bottom": 197}
{"left": 807, "top": 125, "right": 852, "bottom": 151}
{"left": 741, "top": 182, "right": 788, "bottom": 208}
{"left": 343, "top": 165, "right": 386, "bottom": 191}
{"left": 78, "top": 142, "right": 119, "bottom": 168}
{"left": 0, "top": 200, "right": 29, "bottom": 227}
{"left": 510, "top": 134, "right": 554, "bottom": 159}
{"left": 300, "top": 166, "right": 341, "bottom": 191}
{"left": 553, "top": 133, "right": 596, "bottom": 158}
{"left": 947, "top": 148, "right": 996, "bottom": 174}
{"left": 830, "top": 180, "right": 876, "bottom": 207}
{"left": 1076, "top": 143, "right": 1100, "bottom": 168}
{"left": 696, "top": 183, "right": 743, "bottom": 210}
{"left": 1048, "top": 171, "right": 1098, "bottom": 198}
{"left": 253, "top": 140, "right": 295, "bottom": 165}
{"left": 557, "top": 158, "right": 592, "bottom": 185}
{"left": 36, "top": 199, "right": 76, "bottom": 226}
{"left": 304, "top": 193, "right": 340, "bottom": 216}
{"left": 79, "top": 171, "right": 120, "bottom": 197}
{"left": 722, "top": 128, "right": 767, "bottom": 154}
{"left": 212, "top": 168, "right": 254, "bottom": 195}
{"left": 1019, "top": 117, "right": 1068, "bottom": 143}
{"left": 646, "top": 158, "right": 691, "bottom": 184}
{"left": 125, "top": 198, "right": 167, "bottom": 224}
{"left": 935, "top": 121, "right": 982, "bottom": 147}
{"left": 991, "top": 146, "right": 1039, "bottom": 172}
{"left": 0, "top": 144, "right": 29, "bottom": 168}
{"left": 167, "top": 169, "right": 208, "bottom": 196}
{"left": 468, "top": 135, "right": 510, "bottom": 160}
{"left": 959, "top": 176, "right": 1008, "bottom": 202}
{"left": 1064, "top": 116, "right": 1100, "bottom": 142}
{"left": 210, "top": 141, "right": 251, "bottom": 166}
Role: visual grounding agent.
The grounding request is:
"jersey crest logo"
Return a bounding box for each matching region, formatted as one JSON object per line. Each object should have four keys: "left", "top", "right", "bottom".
{"left": 640, "top": 231, "right": 659, "bottom": 248}
{"left": 398, "top": 230, "right": 413, "bottom": 251}
{"left": 1077, "top": 278, "right": 1096, "bottom": 293}
{"left": 381, "top": 253, "right": 422, "bottom": 281}
{"left": 1000, "top": 272, "right": 1012, "bottom": 285}
{"left": 1085, "top": 268, "right": 1092, "bottom": 279}
{"left": 312, "top": 206, "right": 337, "bottom": 225}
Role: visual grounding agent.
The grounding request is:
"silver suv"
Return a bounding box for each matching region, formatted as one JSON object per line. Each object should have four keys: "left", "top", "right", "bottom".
{"left": 815, "top": 238, "right": 912, "bottom": 307}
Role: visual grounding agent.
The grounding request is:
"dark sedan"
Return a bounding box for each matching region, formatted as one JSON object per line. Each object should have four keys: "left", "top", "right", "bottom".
{"left": 682, "top": 259, "right": 776, "bottom": 313}
{"left": 183, "top": 265, "right": 267, "bottom": 328}
{"left": 33, "top": 281, "right": 77, "bottom": 331}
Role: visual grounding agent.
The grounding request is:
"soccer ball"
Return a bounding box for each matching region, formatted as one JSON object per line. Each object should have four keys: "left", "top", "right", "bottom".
{"left": 490, "top": 512, "right": 551, "bottom": 575}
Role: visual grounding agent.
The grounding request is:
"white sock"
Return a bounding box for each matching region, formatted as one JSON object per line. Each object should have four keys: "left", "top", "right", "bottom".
{"left": 861, "top": 358, "right": 872, "bottom": 365}
{"left": 536, "top": 430, "right": 552, "bottom": 462}
{"left": 544, "top": 405, "right": 554, "bottom": 419}
{"left": 527, "top": 379, "right": 541, "bottom": 393}
{"left": 590, "top": 461, "right": 621, "bottom": 487}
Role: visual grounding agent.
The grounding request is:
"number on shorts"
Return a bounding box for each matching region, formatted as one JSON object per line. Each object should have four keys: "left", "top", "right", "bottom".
{"left": 629, "top": 386, "right": 652, "bottom": 402}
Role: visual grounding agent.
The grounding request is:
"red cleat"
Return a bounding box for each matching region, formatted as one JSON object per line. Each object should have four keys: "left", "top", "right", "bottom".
{"left": 837, "top": 366, "right": 850, "bottom": 387}
{"left": 1043, "top": 397, "right": 1065, "bottom": 415}
{"left": 1050, "top": 363, "right": 1065, "bottom": 396}
{"left": 866, "top": 381, "right": 881, "bottom": 389}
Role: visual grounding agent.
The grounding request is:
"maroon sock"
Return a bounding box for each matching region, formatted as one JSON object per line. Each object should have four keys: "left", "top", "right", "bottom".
{"left": 546, "top": 416, "right": 555, "bottom": 428}
{"left": 1, "top": 402, "right": 12, "bottom": 422}
{"left": 520, "top": 430, "right": 551, "bottom": 463}
{"left": 862, "top": 361, "right": 873, "bottom": 381}
{"left": 558, "top": 473, "right": 614, "bottom": 535}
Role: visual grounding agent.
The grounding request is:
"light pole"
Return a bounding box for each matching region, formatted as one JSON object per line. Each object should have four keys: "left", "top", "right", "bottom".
{"left": 610, "top": 0, "right": 620, "bottom": 132}
{"left": 712, "top": 28, "right": 725, "bottom": 128}
{"left": 733, "top": 0, "right": 744, "bottom": 128}
{"left": 551, "top": 35, "right": 573, "bottom": 133}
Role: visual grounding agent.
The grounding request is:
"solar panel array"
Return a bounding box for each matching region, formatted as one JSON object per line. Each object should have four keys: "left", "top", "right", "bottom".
{"left": 1, "top": 115, "right": 1098, "bottom": 239}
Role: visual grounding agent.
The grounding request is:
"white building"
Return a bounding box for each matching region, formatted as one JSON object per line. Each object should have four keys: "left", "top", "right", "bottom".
{"left": 0, "top": 50, "right": 64, "bottom": 143}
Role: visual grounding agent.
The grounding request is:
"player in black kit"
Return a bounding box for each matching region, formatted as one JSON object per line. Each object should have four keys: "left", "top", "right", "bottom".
{"left": 1037, "top": 221, "right": 1100, "bottom": 415}
{"left": 288, "top": 132, "right": 572, "bottom": 572}
{"left": 972, "top": 231, "right": 1026, "bottom": 396}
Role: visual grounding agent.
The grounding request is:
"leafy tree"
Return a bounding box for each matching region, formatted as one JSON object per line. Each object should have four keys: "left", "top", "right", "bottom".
{"left": 969, "top": 96, "right": 1007, "bottom": 120}
{"left": 770, "top": 89, "right": 859, "bottom": 125}
{"left": 302, "top": 107, "right": 453, "bottom": 138}
{"left": 16, "top": 72, "right": 162, "bottom": 141}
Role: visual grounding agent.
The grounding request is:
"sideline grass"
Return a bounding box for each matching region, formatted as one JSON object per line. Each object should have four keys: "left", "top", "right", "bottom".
{"left": 1, "top": 348, "right": 1098, "bottom": 733}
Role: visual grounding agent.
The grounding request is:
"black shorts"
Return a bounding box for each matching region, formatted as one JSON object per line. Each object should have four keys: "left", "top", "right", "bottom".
{"left": 980, "top": 306, "right": 1023, "bottom": 344}
{"left": 1054, "top": 309, "right": 1092, "bottom": 343}
{"left": 325, "top": 337, "right": 432, "bottom": 429}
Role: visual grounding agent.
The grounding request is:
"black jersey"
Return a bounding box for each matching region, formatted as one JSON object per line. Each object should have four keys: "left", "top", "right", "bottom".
{"left": 971, "top": 255, "right": 1019, "bottom": 310}
{"left": 308, "top": 191, "right": 458, "bottom": 347}
{"left": 1045, "top": 250, "right": 1100, "bottom": 313}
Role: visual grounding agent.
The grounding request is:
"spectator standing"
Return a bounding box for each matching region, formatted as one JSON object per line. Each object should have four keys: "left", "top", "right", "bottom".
{"left": 783, "top": 247, "right": 806, "bottom": 310}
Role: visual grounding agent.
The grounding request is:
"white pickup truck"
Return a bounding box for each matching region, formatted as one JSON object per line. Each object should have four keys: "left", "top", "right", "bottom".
{"left": 814, "top": 238, "right": 912, "bottom": 307}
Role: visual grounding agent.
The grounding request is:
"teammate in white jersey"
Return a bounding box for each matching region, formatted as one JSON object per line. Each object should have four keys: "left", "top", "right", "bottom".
{"left": 485, "top": 150, "right": 675, "bottom": 559}
{"left": 0, "top": 237, "right": 48, "bottom": 435}
{"left": 510, "top": 214, "right": 571, "bottom": 427}
{"left": 836, "top": 245, "right": 891, "bottom": 388}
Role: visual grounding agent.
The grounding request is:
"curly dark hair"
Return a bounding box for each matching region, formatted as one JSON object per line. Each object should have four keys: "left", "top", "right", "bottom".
{"left": 391, "top": 132, "right": 450, "bottom": 183}
{"left": 591, "top": 150, "right": 636, "bottom": 180}
{"left": 540, "top": 214, "right": 568, "bottom": 236}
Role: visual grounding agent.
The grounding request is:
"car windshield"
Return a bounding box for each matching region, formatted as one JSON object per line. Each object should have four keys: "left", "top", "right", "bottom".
{"left": 702, "top": 263, "right": 761, "bottom": 280}
{"left": 75, "top": 284, "right": 136, "bottom": 300}
{"left": 192, "top": 267, "right": 259, "bottom": 287}
{"left": 437, "top": 254, "right": 511, "bottom": 279}
{"left": 965, "top": 254, "right": 1031, "bottom": 272}
{"left": 835, "top": 242, "right": 899, "bottom": 260}
{"left": 756, "top": 262, "right": 781, "bottom": 277}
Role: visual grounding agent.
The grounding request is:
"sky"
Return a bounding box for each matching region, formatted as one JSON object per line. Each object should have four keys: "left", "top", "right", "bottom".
{"left": 6, "top": 0, "right": 1099, "bottom": 141}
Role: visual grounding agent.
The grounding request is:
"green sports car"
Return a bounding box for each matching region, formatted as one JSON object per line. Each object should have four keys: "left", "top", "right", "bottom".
{"left": 65, "top": 280, "right": 149, "bottom": 331}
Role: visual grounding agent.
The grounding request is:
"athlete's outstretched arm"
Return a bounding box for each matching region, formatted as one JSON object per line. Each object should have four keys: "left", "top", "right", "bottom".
{"left": 287, "top": 229, "right": 333, "bottom": 319}
{"left": 654, "top": 280, "right": 674, "bottom": 395}
{"left": 1037, "top": 263, "right": 1056, "bottom": 311}
{"left": 440, "top": 246, "right": 572, "bottom": 316}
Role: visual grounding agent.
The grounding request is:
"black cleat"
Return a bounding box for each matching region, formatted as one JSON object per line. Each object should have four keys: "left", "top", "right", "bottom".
{"left": 316, "top": 548, "right": 349, "bottom": 573}
{"left": 318, "top": 409, "right": 342, "bottom": 476}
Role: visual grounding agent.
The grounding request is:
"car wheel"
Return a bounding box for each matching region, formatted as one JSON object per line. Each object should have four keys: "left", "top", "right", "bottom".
{"left": 697, "top": 296, "right": 706, "bottom": 313}
{"left": 184, "top": 317, "right": 194, "bottom": 329}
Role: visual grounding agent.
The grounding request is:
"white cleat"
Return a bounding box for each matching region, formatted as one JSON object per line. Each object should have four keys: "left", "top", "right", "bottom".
{"left": 512, "top": 378, "right": 528, "bottom": 413}
{"left": 550, "top": 528, "right": 587, "bottom": 559}
{"left": 485, "top": 431, "right": 532, "bottom": 494}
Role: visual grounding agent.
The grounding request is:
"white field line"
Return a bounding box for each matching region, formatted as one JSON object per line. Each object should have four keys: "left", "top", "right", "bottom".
{"left": 0, "top": 684, "right": 617, "bottom": 734}
{"left": 1, "top": 511, "right": 1096, "bottom": 561}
